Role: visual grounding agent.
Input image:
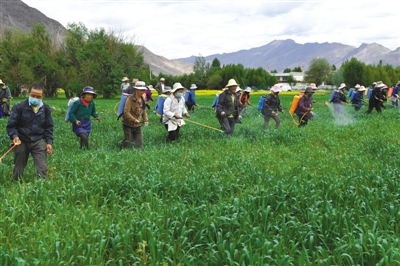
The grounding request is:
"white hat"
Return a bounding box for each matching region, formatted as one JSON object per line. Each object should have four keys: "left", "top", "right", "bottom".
{"left": 358, "top": 86, "right": 366, "bottom": 92}
{"left": 270, "top": 85, "right": 281, "bottom": 93}
{"left": 338, "top": 83, "right": 347, "bottom": 90}
{"left": 244, "top": 87, "right": 252, "bottom": 92}
{"left": 163, "top": 86, "right": 172, "bottom": 93}
{"left": 134, "top": 81, "right": 146, "bottom": 90}
{"left": 122, "top": 77, "right": 129, "bottom": 82}
{"left": 160, "top": 78, "right": 165, "bottom": 81}
{"left": 308, "top": 83, "right": 318, "bottom": 90}
{"left": 171, "top": 82, "right": 185, "bottom": 93}
{"left": 235, "top": 87, "right": 242, "bottom": 92}
{"left": 226, "top": 79, "right": 239, "bottom": 87}
{"left": 147, "top": 85, "right": 155, "bottom": 90}
{"left": 375, "top": 81, "right": 386, "bottom": 88}
{"left": 189, "top": 84, "right": 197, "bottom": 90}
{"left": 0, "top": 79, "right": 4, "bottom": 85}
{"left": 355, "top": 84, "right": 360, "bottom": 89}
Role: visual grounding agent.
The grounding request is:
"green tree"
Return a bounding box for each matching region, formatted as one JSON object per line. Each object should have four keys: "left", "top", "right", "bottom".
{"left": 304, "top": 58, "right": 331, "bottom": 86}
{"left": 193, "top": 54, "right": 210, "bottom": 89}
{"left": 292, "top": 66, "right": 302, "bottom": 72}
{"left": 283, "top": 68, "right": 291, "bottom": 73}
{"left": 342, "top": 57, "right": 367, "bottom": 87}
{"left": 211, "top": 58, "right": 221, "bottom": 68}
{"left": 286, "top": 75, "right": 297, "bottom": 86}
{"left": 206, "top": 74, "right": 223, "bottom": 89}
{"left": 330, "top": 67, "right": 345, "bottom": 87}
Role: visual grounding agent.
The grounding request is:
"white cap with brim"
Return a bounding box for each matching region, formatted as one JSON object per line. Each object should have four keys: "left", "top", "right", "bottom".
{"left": 134, "top": 81, "right": 146, "bottom": 90}
{"left": 172, "top": 82, "right": 185, "bottom": 93}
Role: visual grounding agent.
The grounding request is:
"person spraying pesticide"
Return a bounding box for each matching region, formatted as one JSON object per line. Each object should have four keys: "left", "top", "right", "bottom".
{"left": 68, "top": 86, "right": 102, "bottom": 150}
{"left": 261, "top": 85, "right": 284, "bottom": 129}
{"left": 295, "top": 87, "right": 314, "bottom": 127}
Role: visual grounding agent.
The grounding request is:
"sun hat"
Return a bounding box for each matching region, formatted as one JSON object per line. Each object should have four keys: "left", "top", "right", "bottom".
{"left": 122, "top": 77, "right": 129, "bottom": 82}
{"left": 131, "top": 78, "right": 139, "bottom": 84}
{"left": 396, "top": 81, "right": 400, "bottom": 86}
{"left": 189, "top": 84, "right": 197, "bottom": 90}
{"left": 147, "top": 85, "right": 155, "bottom": 90}
{"left": 375, "top": 81, "right": 386, "bottom": 88}
{"left": 270, "top": 85, "right": 281, "bottom": 93}
{"left": 134, "top": 81, "right": 146, "bottom": 90}
{"left": 358, "top": 86, "right": 366, "bottom": 92}
{"left": 226, "top": 79, "right": 239, "bottom": 87}
{"left": 308, "top": 83, "right": 318, "bottom": 90}
{"left": 355, "top": 84, "right": 360, "bottom": 89}
{"left": 372, "top": 82, "right": 377, "bottom": 85}
{"left": 244, "top": 87, "right": 252, "bottom": 92}
{"left": 338, "top": 83, "right": 347, "bottom": 90}
{"left": 171, "top": 82, "right": 185, "bottom": 93}
{"left": 235, "top": 87, "right": 242, "bottom": 93}
{"left": 163, "top": 86, "right": 172, "bottom": 93}
{"left": 81, "top": 86, "right": 98, "bottom": 98}
{"left": 160, "top": 78, "right": 165, "bottom": 81}
{"left": 0, "top": 79, "right": 4, "bottom": 85}
{"left": 304, "top": 87, "right": 315, "bottom": 93}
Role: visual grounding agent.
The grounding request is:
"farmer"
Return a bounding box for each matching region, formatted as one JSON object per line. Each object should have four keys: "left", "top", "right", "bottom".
{"left": 239, "top": 87, "right": 252, "bottom": 115}
{"left": 155, "top": 77, "right": 165, "bottom": 96}
{"left": 366, "top": 81, "right": 385, "bottom": 114}
{"left": 185, "top": 84, "right": 199, "bottom": 111}
{"left": 68, "top": 86, "right": 102, "bottom": 149}
{"left": 121, "top": 81, "right": 148, "bottom": 150}
{"left": 6, "top": 82, "right": 54, "bottom": 180}
{"left": 216, "top": 79, "right": 241, "bottom": 135}
{"left": 351, "top": 85, "right": 367, "bottom": 111}
{"left": 162, "top": 82, "right": 190, "bottom": 143}
{"left": 390, "top": 81, "right": 400, "bottom": 108}
{"left": 261, "top": 85, "right": 284, "bottom": 129}
{"left": 120, "top": 77, "right": 131, "bottom": 93}
{"left": 332, "top": 83, "right": 348, "bottom": 114}
{"left": 144, "top": 85, "right": 154, "bottom": 110}
{"left": 0, "top": 79, "right": 12, "bottom": 118}
{"left": 296, "top": 87, "right": 314, "bottom": 127}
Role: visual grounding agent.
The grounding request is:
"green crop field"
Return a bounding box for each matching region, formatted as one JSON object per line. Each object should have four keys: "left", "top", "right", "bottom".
{"left": 1, "top": 92, "right": 400, "bottom": 265}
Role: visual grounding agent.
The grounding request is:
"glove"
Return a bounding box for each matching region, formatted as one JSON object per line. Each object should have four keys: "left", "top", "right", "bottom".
{"left": 144, "top": 122, "right": 149, "bottom": 126}
{"left": 221, "top": 112, "right": 226, "bottom": 116}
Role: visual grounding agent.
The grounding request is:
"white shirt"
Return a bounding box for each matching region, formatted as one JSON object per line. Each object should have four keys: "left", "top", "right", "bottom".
{"left": 162, "top": 95, "right": 188, "bottom": 131}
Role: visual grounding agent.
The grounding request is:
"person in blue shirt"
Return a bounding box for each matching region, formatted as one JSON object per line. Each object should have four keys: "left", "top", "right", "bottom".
{"left": 390, "top": 81, "right": 399, "bottom": 108}
{"left": 185, "top": 84, "right": 198, "bottom": 111}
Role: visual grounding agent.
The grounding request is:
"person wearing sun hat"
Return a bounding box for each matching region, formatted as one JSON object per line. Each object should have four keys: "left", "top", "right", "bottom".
{"left": 184, "top": 84, "right": 199, "bottom": 111}
{"left": 69, "top": 86, "right": 102, "bottom": 150}
{"left": 239, "top": 86, "right": 252, "bottom": 115}
{"left": 332, "top": 83, "right": 348, "bottom": 115}
{"left": 261, "top": 85, "right": 284, "bottom": 129}
{"left": 390, "top": 81, "right": 400, "bottom": 108}
{"left": 296, "top": 87, "right": 315, "bottom": 127}
{"left": 351, "top": 85, "right": 367, "bottom": 111}
{"left": 162, "top": 82, "right": 190, "bottom": 142}
{"left": 155, "top": 77, "right": 165, "bottom": 96}
{"left": 366, "top": 81, "right": 386, "bottom": 114}
{"left": 120, "top": 81, "right": 148, "bottom": 150}
{"left": 216, "top": 78, "right": 241, "bottom": 135}
{"left": 120, "top": 77, "right": 131, "bottom": 93}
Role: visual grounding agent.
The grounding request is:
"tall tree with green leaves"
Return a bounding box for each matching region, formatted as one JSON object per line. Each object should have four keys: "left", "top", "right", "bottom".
{"left": 304, "top": 58, "right": 331, "bottom": 86}
{"left": 342, "top": 57, "right": 367, "bottom": 87}
{"left": 193, "top": 54, "right": 210, "bottom": 89}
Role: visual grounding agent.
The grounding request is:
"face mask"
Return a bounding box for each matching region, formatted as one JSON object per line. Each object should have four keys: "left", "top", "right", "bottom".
{"left": 29, "top": 96, "right": 42, "bottom": 106}
{"left": 176, "top": 93, "right": 182, "bottom": 98}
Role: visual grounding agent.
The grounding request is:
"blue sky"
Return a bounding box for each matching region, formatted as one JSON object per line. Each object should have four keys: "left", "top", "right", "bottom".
{"left": 23, "top": 0, "right": 400, "bottom": 59}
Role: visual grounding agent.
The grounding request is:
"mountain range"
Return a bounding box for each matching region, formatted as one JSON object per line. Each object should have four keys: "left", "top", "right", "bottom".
{"left": 1, "top": 0, "right": 399, "bottom": 76}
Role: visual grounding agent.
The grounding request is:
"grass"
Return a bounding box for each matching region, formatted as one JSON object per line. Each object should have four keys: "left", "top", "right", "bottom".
{"left": 1, "top": 93, "right": 400, "bottom": 265}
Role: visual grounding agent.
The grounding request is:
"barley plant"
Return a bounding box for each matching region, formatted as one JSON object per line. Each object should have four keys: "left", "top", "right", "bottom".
{"left": 1, "top": 92, "right": 400, "bottom": 265}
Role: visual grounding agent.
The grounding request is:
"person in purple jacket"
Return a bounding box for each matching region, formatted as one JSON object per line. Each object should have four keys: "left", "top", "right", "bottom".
{"left": 295, "top": 87, "right": 314, "bottom": 127}
{"left": 390, "top": 81, "right": 399, "bottom": 108}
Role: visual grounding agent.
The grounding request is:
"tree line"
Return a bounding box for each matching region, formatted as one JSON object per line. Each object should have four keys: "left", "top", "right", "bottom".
{"left": 1, "top": 23, "right": 400, "bottom": 98}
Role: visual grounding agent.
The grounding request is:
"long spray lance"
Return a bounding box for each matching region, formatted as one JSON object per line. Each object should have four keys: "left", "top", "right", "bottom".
{"left": 181, "top": 118, "right": 224, "bottom": 134}
{"left": 0, "top": 142, "right": 20, "bottom": 163}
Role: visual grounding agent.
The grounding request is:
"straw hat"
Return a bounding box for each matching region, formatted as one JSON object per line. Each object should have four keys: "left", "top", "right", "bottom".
{"left": 122, "top": 77, "right": 129, "bottom": 82}
{"left": 171, "top": 82, "right": 185, "bottom": 93}
{"left": 338, "top": 83, "right": 347, "bottom": 90}
{"left": 358, "top": 86, "right": 366, "bottom": 92}
{"left": 160, "top": 78, "right": 165, "bottom": 81}
{"left": 375, "top": 81, "right": 386, "bottom": 88}
{"left": 134, "top": 81, "right": 146, "bottom": 90}
{"left": 81, "top": 86, "right": 98, "bottom": 98}
{"left": 226, "top": 79, "right": 239, "bottom": 87}
{"left": 131, "top": 78, "right": 139, "bottom": 84}
{"left": 0, "top": 79, "right": 4, "bottom": 85}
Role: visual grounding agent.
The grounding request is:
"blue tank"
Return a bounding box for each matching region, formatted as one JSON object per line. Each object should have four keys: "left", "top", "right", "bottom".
{"left": 117, "top": 95, "right": 127, "bottom": 117}
{"left": 258, "top": 95, "right": 266, "bottom": 112}
{"left": 367, "top": 89, "right": 372, "bottom": 100}
{"left": 156, "top": 95, "right": 168, "bottom": 117}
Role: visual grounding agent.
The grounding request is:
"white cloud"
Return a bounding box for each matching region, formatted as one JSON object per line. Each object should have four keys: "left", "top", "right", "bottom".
{"left": 23, "top": 0, "right": 400, "bottom": 59}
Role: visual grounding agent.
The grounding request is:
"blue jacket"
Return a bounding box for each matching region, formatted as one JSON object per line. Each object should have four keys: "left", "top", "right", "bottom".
{"left": 6, "top": 99, "right": 54, "bottom": 144}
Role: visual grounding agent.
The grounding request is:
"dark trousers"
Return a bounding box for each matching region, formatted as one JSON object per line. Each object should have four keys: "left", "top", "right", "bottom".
{"left": 264, "top": 114, "right": 281, "bottom": 129}
{"left": 78, "top": 133, "right": 89, "bottom": 149}
{"left": 366, "top": 101, "right": 382, "bottom": 113}
{"left": 164, "top": 124, "right": 180, "bottom": 142}
{"left": 220, "top": 117, "right": 236, "bottom": 135}
{"left": 186, "top": 104, "right": 195, "bottom": 111}
{"left": 13, "top": 139, "right": 48, "bottom": 180}
{"left": 122, "top": 125, "right": 143, "bottom": 149}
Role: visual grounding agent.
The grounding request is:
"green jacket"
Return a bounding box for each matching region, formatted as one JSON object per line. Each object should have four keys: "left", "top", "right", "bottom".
{"left": 68, "top": 99, "right": 99, "bottom": 123}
